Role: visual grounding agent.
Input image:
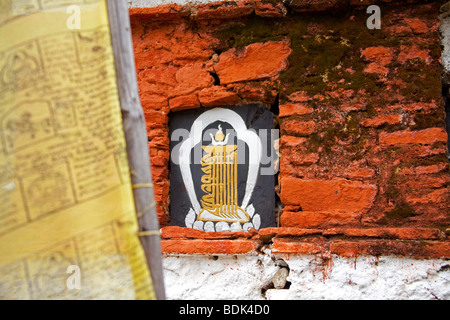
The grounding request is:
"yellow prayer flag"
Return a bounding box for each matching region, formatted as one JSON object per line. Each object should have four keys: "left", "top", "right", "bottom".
{"left": 0, "top": 0, "right": 155, "bottom": 299}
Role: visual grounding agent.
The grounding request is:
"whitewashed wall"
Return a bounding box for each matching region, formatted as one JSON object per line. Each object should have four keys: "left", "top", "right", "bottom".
{"left": 163, "top": 253, "right": 450, "bottom": 300}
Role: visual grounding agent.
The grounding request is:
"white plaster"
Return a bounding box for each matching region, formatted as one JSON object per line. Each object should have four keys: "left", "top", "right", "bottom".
{"left": 163, "top": 253, "right": 279, "bottom": 300}
{"left": 440, "top": 12, "right": 450, "bottom": 75}
{"left": 163, "top": 253, "right": 450, "bottom": 300}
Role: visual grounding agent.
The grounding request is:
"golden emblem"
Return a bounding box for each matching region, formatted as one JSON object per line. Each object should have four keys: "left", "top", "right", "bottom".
{"left": 197, "top": 125, "right": 249, "bottom": 223}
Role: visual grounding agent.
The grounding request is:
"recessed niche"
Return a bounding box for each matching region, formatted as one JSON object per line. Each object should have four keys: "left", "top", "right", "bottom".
{"left": 169, "top": 105, "right": 276, "bottom": 232}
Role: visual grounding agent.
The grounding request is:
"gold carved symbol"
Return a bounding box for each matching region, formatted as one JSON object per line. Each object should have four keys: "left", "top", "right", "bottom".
{"left": 197, "top": 125, "right": 249, "bottom": 223}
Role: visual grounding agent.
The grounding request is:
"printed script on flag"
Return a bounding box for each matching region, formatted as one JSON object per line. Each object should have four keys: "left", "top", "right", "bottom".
{"left": 0, "top": 0, "right": 155, "bottom": 299}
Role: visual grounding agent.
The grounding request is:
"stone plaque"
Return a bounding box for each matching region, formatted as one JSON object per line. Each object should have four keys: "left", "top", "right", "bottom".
{"left": 169, "top": 105, "right": 276, "bottom": 232}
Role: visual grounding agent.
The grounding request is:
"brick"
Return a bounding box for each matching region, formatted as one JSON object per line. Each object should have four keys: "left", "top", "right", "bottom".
{"left": 343, "top": 167, "right": 376, "bottom": 180}
{"left": 272, "top": 238, "right": 326, "bottom": 255}
{"left": 279, "top": 103, "right": 313, "bottom": 117}
{"left": 361, "top": 47, "right": 394, "bottom": 65}
{"left": 379, "top": 128, "right": 448, "bottom": 146}
{"left": 406, "top": 188, "right": 449, "bottom": 205}
{"left": 398, "top": 45, "right": 431, "bottom": 64}
{"left": 282, "top": 120, "right": 316, "bottom": 136}
{"left": 197, "top": 86, "right": 241, "bottom": 107}
{"left": 147, "top": 127, "right": 168, "bottom": 141}
{"left": 288, "top": 152, "right": 320, "bottom": 166}
{"left": 254, "top": 1, "right": 287, "bottom": 17}
{"left": 214, "top": 41, "right": 292, "bottom": 84}
{"left": 360, "top": 114, "right": 402, "bottom": 128}
{"left": 150, "top": 155, "right": 168, "bottom": 167}
{"left": 280, "top": 177, "right": 377, "bottom": 212}
{"left": 140, "top": 94, "right": 168, "bottom": 112}
{"left": 139, "top": 66, "right": 178, "bottom": 87}
{"left": 227, "top": 82, "right": 277, "bottom": 104}
{"left": 195, "top": 1, "right": 254, "bottom": 20}
{"left": 349, "top": 0, "right": 375, "bottom": 5}
{"left": 169, "top": 94, "right": 200, "bottom": 112}
{"left": 148, "top": 136, "right": 170, "bottom": 151}
{"left": 152, "top": 180, "right": 169, "bottom": 202}
{"left": 129, "top": 4, "right": 189, "bottom": 20}
{"left": 401, "top": 163, "right": 449, "bottom": 176}
{"left": 361, "top": 46, "right": 394, "bottom": 76}
{"left": 391, "top": 102, "right": 440, "bottom": 111}
{"left": 279, "top": 135, "right": 307, "bottom": 148}
{"left": 323, "top": 227, "right": 445, "bottom": 240}
{"left": 415, "top": 163, "right": 448, "bottom": 175}
{"left": 287, "top": 0, "right": 347, "bottom": 12}
{"left": 404, "top": 18, "right": 430, "bottom": 34}
{"left": 161, "top": 239, "right": 258, "bottom": 254}
{"left": 280, "top": 210, "right": 361, "bottom": 228}
{"left": 287, "top": 91, "right": 310, "bottom": 102}
{"left": 330, "top": 240, "right": 450, "bottom": 259}
{"left": 258, "top": 227, "right": 323, "bottom": 240}
{"left": 341, "top": 103, "right": 366, "bottom": 112}
{"left": 364, "top": 62, "right": 389, "bottom": 76}
{"left": 144, "top": 110, "right": 169, "bottom": 128}
{"left": 174, "top": 62, "right": 214, "bottom": 97}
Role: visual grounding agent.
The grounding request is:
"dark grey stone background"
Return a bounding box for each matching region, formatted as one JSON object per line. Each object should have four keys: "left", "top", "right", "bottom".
{"left": 168, "top": 105, "right": 276, "bottom": 229}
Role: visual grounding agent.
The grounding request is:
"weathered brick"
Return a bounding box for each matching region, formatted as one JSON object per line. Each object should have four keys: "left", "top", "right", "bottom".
{"left": 280, "top": 177, "right": 377, "bottom": 212}
{"left": 282, "top": 120, "right": 316, "bottom": 136}
{"left": 330, "top": 240, "right": 450, "bottom": 259}
{"left": 398, "top": 44, "right": 431, "bottom": 64}
{"left": 254, "top": 1, "right": 287, "bottom": 17}
{"left": 361, "top": 46, "right": 395, "bottom": 76}
{"left": 279, "top": 103, "right": 313, "bottom": 117}
{"left": 169, "top": 94, "right": 200, "bottom": 112}
{"left": 280, "top": 210, "right": 362, "bottom": 228}
{"left": 214, "top": 41, "right": 292, "bottom": 84}
{"left": 161, "top": 239, "right": 258, "bottom": 254}
{"left": 272, "top": 238, "right": 326, "bottom": 255}
{"left": 360, "top": 114, "right": 402, "bottom": 128}
{"left": 279, "top": 136, "right": 308, "bottom": 148}
{"left": 195, "top": 0, "right": 254, "bottom": 20}
{"left": 287, "top": 0, "right": 347, "bottom": 12}
{"left": 323, "top": 227, "right": 445, "bottom": 240}
{"left": 197, "top": 86, "right": 241, "bottom": 107}
{"left": 259, "top": 227, "right": 323, "bottom": 239}
{"left": 129, "top": 4, "right": 189, "bottom": 20}
{"left": 404, "top": 18, "right": 430, "bottom": 34}
{"left": 379, "top": 128, "right": 448, "bottom": 145}
{"left": 406, "top": 188, "right": 449, "bottom": 205}
{"left": 343, "top": 167, "right": 376, "bottom": 180}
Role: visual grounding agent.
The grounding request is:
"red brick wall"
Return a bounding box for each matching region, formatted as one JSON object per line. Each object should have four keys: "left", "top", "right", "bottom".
{"left": 130, "top": 0, "right": 449, "bottom": 258}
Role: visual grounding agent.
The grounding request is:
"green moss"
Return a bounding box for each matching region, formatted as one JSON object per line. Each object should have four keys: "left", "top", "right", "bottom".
{"left": 412, "top": 110, "right": 446, "bottom": 130}
{"left": 393, "top": 59, "right": 442, "bottom": 102}
{"left": 385, "top": 166, "right": 403, "bottom": 201}
{"left": 214, "top": 19, "right": 287, "bottom": 50}
{"left": 385, "top": 185, "right": 401, "bottom": 201}
{"left": 305, "top": 112, "right": 368, "bottom": 156}
{"left": 384, "top": 201, "right": 416, "bottom": 221}
{"left": 213, "top": 5, "right": 442, "bottom": 103}
{"left": 362, "top": 104, "right": 378, "bottom": 118}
